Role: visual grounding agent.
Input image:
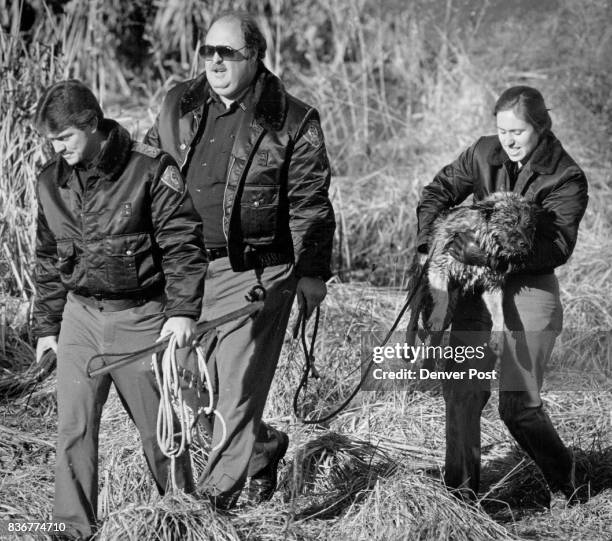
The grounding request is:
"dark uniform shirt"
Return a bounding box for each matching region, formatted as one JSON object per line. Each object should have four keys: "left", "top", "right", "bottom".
{"left": 506, "top": 160, "right": 519, "bottom": 191}
{"left": 186, "top": 89, "right": 252, "bottom": 247}
{"left": 74, "top": 163, "right": 99, "bottom": 197}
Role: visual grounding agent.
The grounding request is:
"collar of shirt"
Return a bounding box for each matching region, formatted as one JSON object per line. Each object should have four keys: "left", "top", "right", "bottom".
{"left": 208, "top": 85, "right": 254, "bottom": 113}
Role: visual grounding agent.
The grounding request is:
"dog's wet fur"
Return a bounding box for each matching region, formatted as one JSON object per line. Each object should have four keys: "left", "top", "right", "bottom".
{"left": 407, "top": 192, "right": 542, "bottom": 356}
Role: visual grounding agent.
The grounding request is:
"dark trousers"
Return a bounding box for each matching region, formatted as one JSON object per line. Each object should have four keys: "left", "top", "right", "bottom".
{"left": 194, "top": 258, "right": 296, "bottom": 498}
{"left": 443, "top": 273, "right": 573, "bottom": 497}
{"left": 54, "top": 293, "right": 193, "bottom": 538}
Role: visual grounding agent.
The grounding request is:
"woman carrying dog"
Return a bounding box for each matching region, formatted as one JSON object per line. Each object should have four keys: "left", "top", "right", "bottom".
{"left": 416, "top": 86, "right": 588, "bottom": 505}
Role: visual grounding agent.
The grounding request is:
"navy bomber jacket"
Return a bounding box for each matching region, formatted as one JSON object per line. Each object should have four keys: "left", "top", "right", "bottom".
{"left": 33, "top": 119, "right": 207, "bottom": 337}
{"left": 416, "top": 131, "right": 588, "bottom": 274}
{"left": 144, "top": 65, "right": 336, "bottom": 280}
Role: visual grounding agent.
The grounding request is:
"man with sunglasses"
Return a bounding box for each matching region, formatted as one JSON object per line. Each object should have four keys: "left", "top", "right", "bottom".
{"left": 145, "top": 11, "right": 335, "bottom": 509}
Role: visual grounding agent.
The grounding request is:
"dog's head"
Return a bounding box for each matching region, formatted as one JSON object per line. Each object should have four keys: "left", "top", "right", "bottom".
{"left": 476, "top": 192, "right": 541, "bottom": 271}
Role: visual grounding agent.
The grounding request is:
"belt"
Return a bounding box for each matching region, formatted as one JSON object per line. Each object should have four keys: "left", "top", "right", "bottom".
{"left": 206, "top": 245, "right": 293, "bottom": 268}
{"left": 205, "top": 246, "right": 228, "bottom": 261}
{"left": 72, "top": 292, "right": 158, "bottom": 312}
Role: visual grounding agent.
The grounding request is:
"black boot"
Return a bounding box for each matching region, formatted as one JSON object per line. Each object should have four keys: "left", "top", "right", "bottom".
{"left": 499, "top": 394, "right": 580, "bottom": 503}
{"left": 245, "top": 431, "right": 289, "bottom": 504}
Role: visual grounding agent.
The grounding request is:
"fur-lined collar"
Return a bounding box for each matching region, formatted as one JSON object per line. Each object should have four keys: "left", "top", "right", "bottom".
{"left": 487, "top": 131, "right": 564, "bottom": 174}
{"left": 54, "top": 119, "right": 132, "bottom": 186}
{"left": 179, "top": 65, "right": 287, "bottom": 131}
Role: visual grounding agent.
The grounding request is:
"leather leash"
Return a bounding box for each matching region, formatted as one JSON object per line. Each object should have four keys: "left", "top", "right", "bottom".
{"left": 87, "top": 288, "right": 266, "bottom": 378}
{"left": 292, "top": 260, "right": 429, "bottom": 425}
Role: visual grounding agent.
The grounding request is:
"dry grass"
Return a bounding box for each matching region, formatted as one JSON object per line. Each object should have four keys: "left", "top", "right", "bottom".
{"left": 2, "top": 283, "right": 610, "bottom": 540}
{"left": 98, "top": 492, "right": 240, "bottom": 541}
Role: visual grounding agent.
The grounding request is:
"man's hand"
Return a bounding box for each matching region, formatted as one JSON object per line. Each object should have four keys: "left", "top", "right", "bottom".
{"left": 447, "top": 231, "right": 488, "bottom": 267}
{"left": 296, "top": 277, "right": 327, "bottom": 319}
{"left": 159, "top": 316, "right": 197, "bottom": 348}
{"left": 36, "top": 335, "right": 58, "bottom": 363}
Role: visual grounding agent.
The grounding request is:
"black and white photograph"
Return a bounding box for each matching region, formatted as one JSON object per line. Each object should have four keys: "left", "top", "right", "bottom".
{"left": 1, "top": 0, "right": 611, "bottom": 539}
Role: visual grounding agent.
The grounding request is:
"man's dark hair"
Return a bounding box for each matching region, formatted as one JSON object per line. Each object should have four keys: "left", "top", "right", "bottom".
{"left": 209, "top": 11, "right": 267, "bottom": 61}
{"left": 494, "top": 86, "right": 552, "bottom": 134}
{"left": 35, "top": 79, "right": 104, "bottom": 134}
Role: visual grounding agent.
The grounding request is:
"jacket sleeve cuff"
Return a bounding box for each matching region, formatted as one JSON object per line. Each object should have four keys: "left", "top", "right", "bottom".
{"left": 295, "top": 273, "right": 329, "bottom": 282}
{"left": 164, "top": 310, "right": 200, "bottom": 321}
{"left": 33, "top": 325, "right": 61, "bottom": 340}
{"left": 294, "top": 264, "right": 332, "bottom": 281}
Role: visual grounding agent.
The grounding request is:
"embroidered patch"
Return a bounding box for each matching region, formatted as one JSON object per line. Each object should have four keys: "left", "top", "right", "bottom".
{"left": 257, "top": 151, "right": 268, "bottom": 166}
{"left": 132, "top": 141, "right": 161, "bottom": 158}
{"left": 161, "top": 166, "right": 184, "bottom": 193}
{"left": 302, "top": 120, "right": 324, "bottom": 149}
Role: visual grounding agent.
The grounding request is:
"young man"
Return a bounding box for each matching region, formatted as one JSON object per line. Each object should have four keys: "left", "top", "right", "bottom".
{"left": 145, "top": 11, "right": 335, "bottom": 508}
{"left": 33, "top": 80, "right": 206, "bottom": 538}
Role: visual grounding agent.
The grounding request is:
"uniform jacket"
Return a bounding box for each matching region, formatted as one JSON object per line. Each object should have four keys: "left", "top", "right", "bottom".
{"left": 144, "top": 66, "right": 335, "bottom": 279}
{"left": 416, "top": 132, "right": 589, "bottom": 273}
{"left": 33, "top": 120, "right": 207, "bottom": 337}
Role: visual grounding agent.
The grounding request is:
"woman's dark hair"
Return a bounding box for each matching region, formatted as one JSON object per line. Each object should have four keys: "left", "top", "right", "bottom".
{"left": 208, "top": 11, "right": 267, "bottom": 61}
{"left": 494, "top": 86, "right": 552, "bottom": 133}
{"left": 35, "top": 80, "right": 103, "bottom": 134}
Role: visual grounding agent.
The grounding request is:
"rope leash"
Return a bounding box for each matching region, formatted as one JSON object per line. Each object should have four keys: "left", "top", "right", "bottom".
{"left": 193, "top": 342, "right": 228, "bottom": 454}
{"left": 152, "top": 334, "right": 227, "bottom": 490}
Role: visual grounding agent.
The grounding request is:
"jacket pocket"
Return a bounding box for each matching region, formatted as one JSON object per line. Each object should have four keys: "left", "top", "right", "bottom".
{"left": 104, "top": 233, "right": 155, "bottom": 290}
{"left": 55, "top": 240, "right": 77, "bottom": 288}
{"left": 240, "top": 185, "right": 280, "bottom": 244}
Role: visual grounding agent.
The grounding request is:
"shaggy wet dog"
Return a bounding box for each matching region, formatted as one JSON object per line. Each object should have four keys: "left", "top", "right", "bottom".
{"left": 406, "top": 192, "right": 542, "bottom": 356}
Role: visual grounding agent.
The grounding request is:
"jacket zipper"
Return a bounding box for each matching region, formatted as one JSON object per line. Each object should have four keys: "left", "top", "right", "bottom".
{"left": 78, "top": 171, "right": 88, "bottom": 285}
{"left": 222, "top": 125, "right": 266, "bottom": 244}
{"left": 180, "top": 149, "right": 191, "bottom": 171}
{"left": 222, "top": 155, "right": 236, "bottom": 242}
{"left": 180, "top": 111, "right": 201, "bottom": 172}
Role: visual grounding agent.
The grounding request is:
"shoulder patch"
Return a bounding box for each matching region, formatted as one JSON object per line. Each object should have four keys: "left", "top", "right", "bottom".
{"left": 302, "top": 119, "right": 324, "bottom": 149}
{"left": 160, "top": 165, "right": 184, "bottom": 193}
{"left": 132, "top": 141, "right": 162, "bottom": 158}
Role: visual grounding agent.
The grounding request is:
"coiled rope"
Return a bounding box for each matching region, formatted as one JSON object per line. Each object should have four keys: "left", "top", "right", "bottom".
{"left": 152, "top": 334, "right": 227, "bottom": 490}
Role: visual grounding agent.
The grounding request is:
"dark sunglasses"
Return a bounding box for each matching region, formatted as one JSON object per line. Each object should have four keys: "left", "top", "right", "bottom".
{"left": 199, "top": 44, "right": 248, "bottom": 61}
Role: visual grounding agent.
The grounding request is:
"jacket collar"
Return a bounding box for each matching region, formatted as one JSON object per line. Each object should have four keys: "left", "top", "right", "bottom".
{"left": 55, "top": 119, "right": 132, "bottom": 186}
{"left": 486, "top": 131, "right": 564, "bottom": 174}
{"left": 179, "top": 64, "right": 287, "bottom": 131}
